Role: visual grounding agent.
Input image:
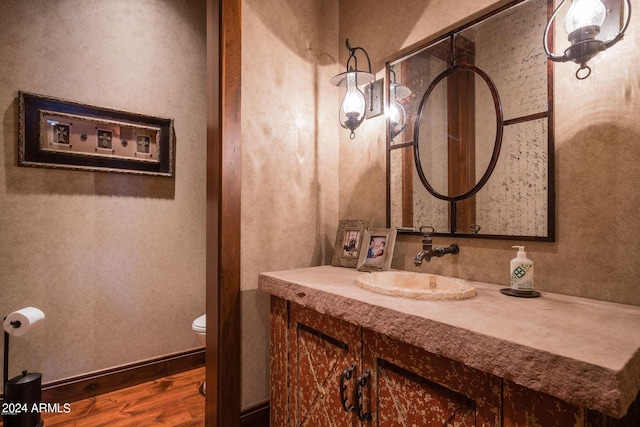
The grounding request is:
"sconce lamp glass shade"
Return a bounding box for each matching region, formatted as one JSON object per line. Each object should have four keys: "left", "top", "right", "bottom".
{"left": 544, "top": 0, "right": 632, "bottom": 79}
{"left": 340, "top": 71, "right": 368, "bottom": 133}
{"left": 564, "top": 0, "right": 606, "bottom": 34}
{"left": 389, "top": 82, "right": 410, "bottom": 140}
{"left": 330, "top": 39, "right": 374, "bottom": 139}
{"left": 387, "top": 67, "right": 411, "bottom": 141}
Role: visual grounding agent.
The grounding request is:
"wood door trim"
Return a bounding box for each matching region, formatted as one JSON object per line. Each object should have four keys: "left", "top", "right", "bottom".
{"left": 206, "top": 0, "right": 242, "bottom": 425}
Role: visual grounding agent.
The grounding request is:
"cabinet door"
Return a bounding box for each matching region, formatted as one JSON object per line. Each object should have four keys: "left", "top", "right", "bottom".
{"left": 503, "top": 380, "right": 582, "bottom": 427}
{"left": 290, "top": 303, "right": 362, "bottom": 427}
{"left": 363, "top": 329, "right": 501, "bottom": 427}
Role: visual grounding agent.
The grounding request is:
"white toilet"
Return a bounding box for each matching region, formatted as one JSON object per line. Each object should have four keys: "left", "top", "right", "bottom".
{"left": 192, "top": 314, "right": 206, "bottom": 346}
{"left": 192, "top": 314, "right": 206, "bottom": 395}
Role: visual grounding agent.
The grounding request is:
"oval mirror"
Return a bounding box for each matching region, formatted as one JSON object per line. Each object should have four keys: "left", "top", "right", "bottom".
{"left": 414, "top": 65, "right": 503, "bottom": 201}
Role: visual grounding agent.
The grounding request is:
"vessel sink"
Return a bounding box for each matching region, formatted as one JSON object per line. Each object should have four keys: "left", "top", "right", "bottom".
{"left": 355, "top": 271, "right": 476, "bottom": 300}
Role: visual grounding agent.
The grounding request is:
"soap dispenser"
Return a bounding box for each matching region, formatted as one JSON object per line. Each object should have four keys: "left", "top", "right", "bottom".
{"left": 501, "top": 246, "right": 541, "bottom": 298}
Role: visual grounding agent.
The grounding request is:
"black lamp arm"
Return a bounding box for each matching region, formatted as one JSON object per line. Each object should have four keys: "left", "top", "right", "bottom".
{"left": 3, "top": 328, "right": 9, "bottom": 389}
{"left": 604, "top": 0, "right": 632, "bottom": 49}
{"left": 345, "top": 39, "right": 372, "bottom": 74}
{"left": 389, "top": 67, "right": 397, "bottom": 84}
{"left": 543, "top": 0, "right": 570, "bottom": 62}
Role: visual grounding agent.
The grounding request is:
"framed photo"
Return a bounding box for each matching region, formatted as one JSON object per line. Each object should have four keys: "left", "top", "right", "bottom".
{"left": 18, "top": 91, "right": 175, "bottom": 177}
{"left": 331, "top": 219, "right": 374, "bottom": 268}
{"left": 357, "top": 228, "right": 397, "bottom": 272}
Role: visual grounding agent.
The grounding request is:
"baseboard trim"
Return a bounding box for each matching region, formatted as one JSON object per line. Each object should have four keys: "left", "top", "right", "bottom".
{"left": 5, "top": 350, "right": 268, "bottom": 425}
{"left": 240, "top": 400, "right": 270, "bottom": 427}
{"left": 39, "top": 348, "right": 205, "bottom": 403}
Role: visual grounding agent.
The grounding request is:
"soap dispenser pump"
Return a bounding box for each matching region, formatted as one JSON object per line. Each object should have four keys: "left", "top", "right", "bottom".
{"left": 510, "top": 246, "right": 533, "bottom": 290}
{"left": 501, "top": 246, "right": 541, "bottom": 298}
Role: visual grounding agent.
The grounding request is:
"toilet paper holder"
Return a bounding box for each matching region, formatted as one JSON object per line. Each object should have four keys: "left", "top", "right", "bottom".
{"left": 3, "top": 307, "right": 45, "bottom": 427}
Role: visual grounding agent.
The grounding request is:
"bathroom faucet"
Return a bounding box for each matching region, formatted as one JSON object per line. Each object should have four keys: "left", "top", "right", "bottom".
{"left": 414, "top": 225, "right": 459, "bottom": 266}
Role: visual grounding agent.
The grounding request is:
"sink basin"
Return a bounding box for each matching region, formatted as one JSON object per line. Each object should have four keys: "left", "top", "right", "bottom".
{"left": 354, "top": 271, "right": 476, "bottom": 300}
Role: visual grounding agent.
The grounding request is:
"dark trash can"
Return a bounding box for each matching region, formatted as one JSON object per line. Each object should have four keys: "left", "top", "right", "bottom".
{"left": 3, "top": 370, "right": 44, "bottom": 427}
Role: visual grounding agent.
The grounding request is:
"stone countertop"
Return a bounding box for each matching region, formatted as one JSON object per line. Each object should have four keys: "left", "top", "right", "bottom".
{"left": 258, "top": 265, "right": 640, "bottom": 418}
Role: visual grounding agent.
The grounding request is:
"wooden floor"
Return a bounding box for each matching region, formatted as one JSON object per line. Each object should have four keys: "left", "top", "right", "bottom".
{"left": 1, "top": 368, "right": 205, "bottom": 427}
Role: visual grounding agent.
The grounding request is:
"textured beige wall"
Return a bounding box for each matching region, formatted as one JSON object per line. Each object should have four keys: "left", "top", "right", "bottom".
{"left": 0, "top": 0, "right": 206, "bottom": 384}
{"left": 241, "top": 0, "right": 340, "bottom": 408}
{"left": 339, "top": 0, "right": 640, "bottom": 305}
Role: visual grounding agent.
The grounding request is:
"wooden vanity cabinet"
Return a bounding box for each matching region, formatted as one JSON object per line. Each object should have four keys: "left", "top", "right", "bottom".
{"left": 271, "top": 297, "right": 500, "bottom": 426}
{"left": 270, "top": 296, "right": 640, "bottom": 426}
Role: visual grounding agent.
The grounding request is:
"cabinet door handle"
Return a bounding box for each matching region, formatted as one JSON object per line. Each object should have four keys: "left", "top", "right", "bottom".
{"left": 339, "top": 363, "right": 357, "bottom": 412}
{"left": 355, "top": 369, "right": 372, "bottom": 421}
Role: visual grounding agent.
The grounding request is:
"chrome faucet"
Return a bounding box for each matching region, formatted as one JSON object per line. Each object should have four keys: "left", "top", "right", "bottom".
{"left": 414, "top": 225, "right": 459, "bottom": 266}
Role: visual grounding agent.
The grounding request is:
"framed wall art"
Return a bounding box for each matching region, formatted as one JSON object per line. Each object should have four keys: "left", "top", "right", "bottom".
{"left": 331, "top": 219, "right": 374, "bottom": 268}
{"left": 357, "top": 228, "right": 397, "bottom": 272}
{"left": 18, "top": 91, "right": 175, "bottom": 177}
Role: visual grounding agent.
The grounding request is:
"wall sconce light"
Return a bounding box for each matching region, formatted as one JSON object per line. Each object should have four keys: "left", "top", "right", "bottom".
{"left": 388, "top": 67, "right": 411, "bottom": 141}
{"left": 330, "top": 39, "right": 374, "bottom": 139}
{"left": 544, "top": 0, "right": 632, "bottom": 79}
